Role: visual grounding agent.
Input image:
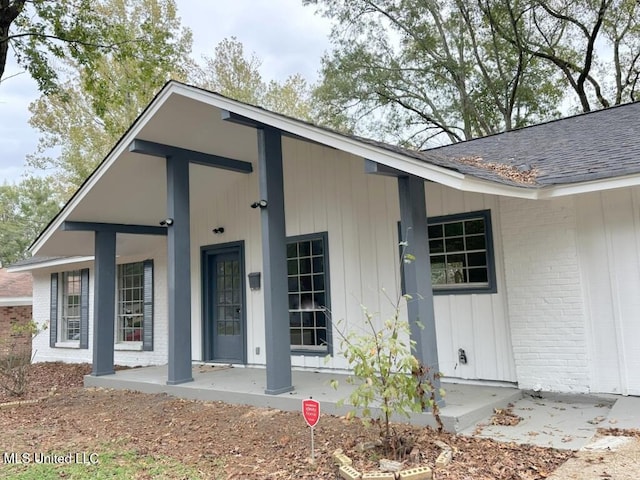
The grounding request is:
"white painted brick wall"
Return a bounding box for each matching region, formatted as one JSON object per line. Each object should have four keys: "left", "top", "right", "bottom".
{"left": 500, "top": 196, "right": 589, "bottom": 393}
{"left": 31, "top": 252, "right": 168, "bottom": 368}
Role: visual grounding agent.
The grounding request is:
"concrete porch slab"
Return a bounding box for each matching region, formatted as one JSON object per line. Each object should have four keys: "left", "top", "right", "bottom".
{"left": 84, "top": 364, "right": 522, "bottom": 433}
{"left": 459, "top": 392, "right": 617, "bottom": 450}
{"left": 606, "top": 395, "right": 640, "bottom": 430}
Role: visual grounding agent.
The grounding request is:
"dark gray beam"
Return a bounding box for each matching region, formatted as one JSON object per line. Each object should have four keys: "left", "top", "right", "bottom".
{"left": 398, "top": 175, "right": 443, "bottom": 406}
{"left": 364, "top": 159, "right": 407, "bottom": 177}
{"left": 62, "top": 221, "right": 167, "bottom": 236}
{"left": 91, "top": 230, "right": 116, "bottom": 376}
{"left": 221, "top": 110, "right": 333, "bottom": 150}
{"left": 166, "top": 155, "right": 194, "bottom": 385}
{"left": 129, "top": 139, "right": 253, "bottom": 173}
{"left": 258, "top": 126, "right": 293, "bottom": 395}
{"left": 220, "top": 110, "right": 260, "bottom": 128}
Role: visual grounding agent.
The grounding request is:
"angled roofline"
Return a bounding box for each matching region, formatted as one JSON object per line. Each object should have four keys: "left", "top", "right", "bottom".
{"left": 29, "top": 82, "right": 640, "bottom": 255}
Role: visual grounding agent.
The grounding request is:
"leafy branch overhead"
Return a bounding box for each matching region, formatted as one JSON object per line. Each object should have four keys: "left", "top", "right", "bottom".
{"left": 307, "top": 0, "right": 640, "bottom": 147}
{"left": 26, "top": 0, "right": 193, "bottom": 196}
{"left": 1, "top": 0, "right": 153, "bottom": 93}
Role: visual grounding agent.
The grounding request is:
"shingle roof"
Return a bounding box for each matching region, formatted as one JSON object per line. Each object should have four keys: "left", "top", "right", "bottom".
{"left": 0, "top": 269, "right": 32, "bottom": 298}
{"left": 406, "top": 101, "right": 640, "bottom": 188}
{"left": 9, "top": 256, "right": 66, "bottom": 268}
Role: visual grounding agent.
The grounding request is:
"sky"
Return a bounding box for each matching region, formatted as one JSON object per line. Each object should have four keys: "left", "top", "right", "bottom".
{"left": 0, "top": 0, "right": 332, "bottom": 185}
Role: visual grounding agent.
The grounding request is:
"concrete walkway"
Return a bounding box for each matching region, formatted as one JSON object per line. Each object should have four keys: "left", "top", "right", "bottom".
{"left": 85, "top": 364, "right": 640, "bottom": 450}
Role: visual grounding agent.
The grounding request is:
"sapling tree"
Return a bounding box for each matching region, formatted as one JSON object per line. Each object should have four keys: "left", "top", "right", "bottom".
{"left": 330, "top": 243, "right": 445, "bottom": 456}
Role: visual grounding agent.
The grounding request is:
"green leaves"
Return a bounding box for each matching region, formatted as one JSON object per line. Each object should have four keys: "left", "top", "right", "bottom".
{"left": 0, "top": 177, "right": 64, "bottom": 266}
{"left": 333, "top": 300, "right": 424, "bottom": 444}
{"left": 309, "top": 0, "right": 640, "bottom": 145}
{"left": 26, "top": 0, "right": 192, "bottom": 195}
{"left": 193, "top": 37, "right": 317, "bottom": 122}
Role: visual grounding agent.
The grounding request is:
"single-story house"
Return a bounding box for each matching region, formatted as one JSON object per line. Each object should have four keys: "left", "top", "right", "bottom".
{"left": 0, "top": 268, "right": 33, "bottom": 357}
{"left": 9, "top": 81, "right": 640, "bottom": 397}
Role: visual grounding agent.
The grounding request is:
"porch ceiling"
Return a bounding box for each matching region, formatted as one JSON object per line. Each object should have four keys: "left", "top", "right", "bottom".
{"left": 35, "top": 94, "right": 259, "bottom": 257}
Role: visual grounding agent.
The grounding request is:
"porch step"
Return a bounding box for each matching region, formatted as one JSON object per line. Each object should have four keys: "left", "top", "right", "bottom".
{"left": 84, "top": 366, "right": 522, "bottom": 434}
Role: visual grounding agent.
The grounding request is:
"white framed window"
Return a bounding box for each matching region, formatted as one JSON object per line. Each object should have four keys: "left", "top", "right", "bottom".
{"left": 51, "top": 269, "right": 88, "bottom": 348}
{"left": 61, "top": 270, "right": 81, "bottom": 342}
{"left": 117, "top": 262, "right": 144, "bottom": 343}
{"left": 287, "top": 232, "right": 331, "bottom": 354}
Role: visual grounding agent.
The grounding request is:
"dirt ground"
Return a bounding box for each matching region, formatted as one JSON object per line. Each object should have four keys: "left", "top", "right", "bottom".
{"left": 546, "top": 429, "right": 640, "bottom": 480}
{"left": 0, "top": 363, "right": 636, "bottom": 479}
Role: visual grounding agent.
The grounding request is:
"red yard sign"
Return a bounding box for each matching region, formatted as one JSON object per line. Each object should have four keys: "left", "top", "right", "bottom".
{"left": 302, "top": 398, "right": 320, "bottom": 428}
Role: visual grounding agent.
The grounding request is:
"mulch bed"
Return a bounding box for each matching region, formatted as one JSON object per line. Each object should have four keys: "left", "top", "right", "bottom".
{"left": 0, "top": 363, "right": 574, "bottom": 479}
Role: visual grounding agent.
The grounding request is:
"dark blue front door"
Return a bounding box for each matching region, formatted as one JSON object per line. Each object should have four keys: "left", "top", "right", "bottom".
{"left": 203, "top": 245, "right": 245, "bottom": 363}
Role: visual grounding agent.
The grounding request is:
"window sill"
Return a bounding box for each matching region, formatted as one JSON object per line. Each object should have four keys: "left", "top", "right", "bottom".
{"left": 433, "top": 284, "right": 497, "bottom": 295}
{"left": 114, "top": 342, "right": 143, "bottom": 352}
{"left": 54, "top": 342, "right": 80, "bottom": 349}
{"left": 290, "top": 348, "right": 329, "bottom": 357}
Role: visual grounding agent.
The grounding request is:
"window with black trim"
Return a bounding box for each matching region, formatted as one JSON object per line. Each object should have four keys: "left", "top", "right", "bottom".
{"left": 287, "top": 233, "right": 330, "bottom": 353}
{"left": 427, "top": 210, "right": 496, "bottom": 294}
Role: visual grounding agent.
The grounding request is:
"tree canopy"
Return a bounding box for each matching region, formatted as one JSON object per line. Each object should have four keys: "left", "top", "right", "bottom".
{"left": 1, "top": 0, "right": 138, "bottom": 93}
{"left": 0, "top": 177, "right": 63, "bottom": 266}
{"left": 307, "top": 0, "right": 640, "bottom": 146}
{"left": 26, "top": 0, "right": 192, "bottom": 194}
{"left": 194, "top": 37, "right": 315, "bottom": 122}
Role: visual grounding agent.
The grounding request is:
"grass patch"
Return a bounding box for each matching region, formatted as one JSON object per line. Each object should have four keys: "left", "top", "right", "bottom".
{"left": 0, "top": 449, "right": 224, "bottom": 479}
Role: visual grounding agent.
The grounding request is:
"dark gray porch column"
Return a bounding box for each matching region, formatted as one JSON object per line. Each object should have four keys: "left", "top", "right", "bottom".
{"left": 258, "top": 126, "right": 293, "bottom": 394}
{"left": 92, "top": 230, "right": 116, "bottom": 376}
{"left": 166, "top": 155, "right": 193, "bottom": 385}
{"left": 398, "top": 175, "right": 443, "bottom": 405}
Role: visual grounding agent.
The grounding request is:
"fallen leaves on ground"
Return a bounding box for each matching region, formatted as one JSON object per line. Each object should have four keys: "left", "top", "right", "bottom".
{"left": 491, "top": 404, "right": 524, "bottom": 426}
{"left": 0, "top": 363, "right": 573, "bottom": 479}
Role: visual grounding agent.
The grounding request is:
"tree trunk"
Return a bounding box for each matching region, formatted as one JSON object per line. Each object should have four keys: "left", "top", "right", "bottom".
{"left": 0, "top": 0, "right": 27, "bottom": 83}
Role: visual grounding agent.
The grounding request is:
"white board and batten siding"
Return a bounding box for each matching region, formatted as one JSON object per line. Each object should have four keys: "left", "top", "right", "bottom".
{"left": 282, "top": 139, "right": 404, "bottom": 371}
{"left": 280, "top": 140, "right": 517, "bottom": 382}
{"left": 29, "top": 137, "right": 517, "bottom": 385}
{"left": 426, "top": 184, "right": 517, "bottom": 383}
{"left": 575, "top": 187, "right": 640, "bottom": 396}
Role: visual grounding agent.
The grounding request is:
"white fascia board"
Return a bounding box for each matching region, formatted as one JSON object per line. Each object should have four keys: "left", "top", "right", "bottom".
{"left": 0, "top": 297, "right": 32, "bottom": 307}
{"left": 7, "top": 256, "right": 95, "bottom": 273}
{"left": 536, "top": 173, "right": 640, "bottom": 199}
{"left": 456, "top": 177, "right": 539, "bottom": 199}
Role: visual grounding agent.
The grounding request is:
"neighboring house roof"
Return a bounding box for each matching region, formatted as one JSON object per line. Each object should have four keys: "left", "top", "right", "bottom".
{"left": 27, "top": 81, "right": 640, "bottom": 258}
{"left": 0, "top": 268, "right": 32, "bottom": 306}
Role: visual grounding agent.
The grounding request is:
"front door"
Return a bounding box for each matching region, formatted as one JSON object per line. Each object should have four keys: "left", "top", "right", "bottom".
{"left": 202, "top": 243, "right": 245, "bottom": 363}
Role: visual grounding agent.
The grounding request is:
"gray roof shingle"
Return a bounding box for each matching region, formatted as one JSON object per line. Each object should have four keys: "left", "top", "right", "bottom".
{"left": 408, "top": 101, "right": 640, "bottom": 188}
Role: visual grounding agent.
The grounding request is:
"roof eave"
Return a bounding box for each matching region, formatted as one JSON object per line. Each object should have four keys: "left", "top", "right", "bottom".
{"left": 7, "top": 256, "right": 95, "bottom": 273}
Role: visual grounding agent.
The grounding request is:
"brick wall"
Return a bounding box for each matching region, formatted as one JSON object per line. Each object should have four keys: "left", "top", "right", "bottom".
{"left": 500, "top": 196, "right": 589, "bottom": 393}
{"left": 0, "top": 305, "right": 33, "bottom": 358}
